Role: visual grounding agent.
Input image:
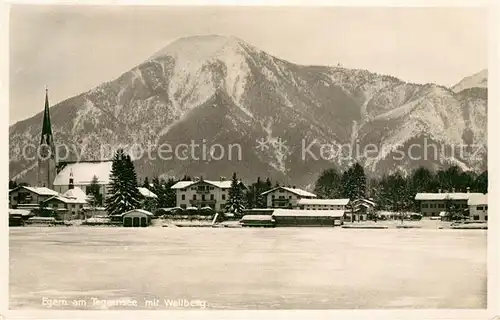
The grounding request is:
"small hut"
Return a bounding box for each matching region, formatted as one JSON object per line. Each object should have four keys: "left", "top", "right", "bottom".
{"left": 120, "top": 209, "right": 153, "bottom": 227}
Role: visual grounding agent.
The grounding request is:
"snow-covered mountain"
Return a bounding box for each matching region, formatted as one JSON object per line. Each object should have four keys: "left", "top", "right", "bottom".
{"left": 9, "top": 35, "right": 487, "bottom": 187}
{"left": 451, "top": 69, "right": 488, "bottom": 93}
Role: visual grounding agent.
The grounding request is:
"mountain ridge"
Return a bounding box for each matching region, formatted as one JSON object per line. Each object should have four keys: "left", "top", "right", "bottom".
{"left": 9, "top": 35, "right": 488, "bottom": 187}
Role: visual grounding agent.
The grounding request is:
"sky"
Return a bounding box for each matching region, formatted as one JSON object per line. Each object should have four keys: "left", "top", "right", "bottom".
{"left": 9, "top": 5, "right": 488, "bottom": 124}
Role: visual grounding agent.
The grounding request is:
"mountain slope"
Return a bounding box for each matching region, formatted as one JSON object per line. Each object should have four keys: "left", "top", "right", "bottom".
{"left": 9, "top": 35, "right": 488, "bottom": 187}
{"left": 451, "top": 69, "right": 488, "bottom": 93}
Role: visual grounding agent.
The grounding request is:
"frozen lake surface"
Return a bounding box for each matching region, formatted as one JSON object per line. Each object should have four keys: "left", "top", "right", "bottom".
{"left": 9, "top": 227, "right": 486, "bottom": 310}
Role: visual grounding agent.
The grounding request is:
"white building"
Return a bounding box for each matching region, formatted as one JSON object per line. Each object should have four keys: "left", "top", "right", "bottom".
{"left": 297, "top": 198, "right": 349, "bottom": 210}
{"left": 261, "top": 186, "right": 317, "bottom": 208}
{"left": 468, "top": 193, "right": 488, "bottom": 221}
{"left": 171, "top": 178, "right": 244, "bottom": 212}
{"left": 415, "top": 192, "right": 483, "bottom": 217}
{"left": 53, "top": 160, "right": 113, "bottom": 205}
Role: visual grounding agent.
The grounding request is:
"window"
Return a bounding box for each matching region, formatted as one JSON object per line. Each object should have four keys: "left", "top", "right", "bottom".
{"left": 485, "top": 215, "right": 488, "bottom": 221}
{"left": 289, "top": 196, "right": 292, "bottom": 199}
{"left": 279, "top": 189, "right": 284, "bottom": 193}
{"left": 477, "top": 206, "right": 483, "bottom": 210}
{"left": 485, "top": 205, "right": 488, "bottom": 210}
{"left": 210, "top": 194, "right": 214, "bottom": 200}
{"left": 422, "top": 203, "right": 428, "bottom": 208}
{"left": 438, "top": 203, "right": 445, "bottom": 208}
{"left": 271, "top": 195, "right": 275, "bottom": 199}
{"left": 222, "top": 194, "right": 226, "bottom": 200}
{"left": 202, "top": 195, "right": 205, "bottom": 201}
{"left": 193, "top": 195, "right": 197, "bottom": 200}
{"left": 473, "top": 215, "right": 480, "bottom": 220}
{"left": 181, "top": 194, "right": 185, "bottom": 200}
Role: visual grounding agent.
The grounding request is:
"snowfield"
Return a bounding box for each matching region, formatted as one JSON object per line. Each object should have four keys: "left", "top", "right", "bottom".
{"left": 9, "top": 227, "right": 486, "bottom": 309}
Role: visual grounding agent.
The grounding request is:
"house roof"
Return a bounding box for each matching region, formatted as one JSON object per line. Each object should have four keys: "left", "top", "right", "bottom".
{"left": 9, "top": 209, "right": 32, "bottom": 216}
{"left": 415, "top": 192, "right": 482, "bottom": 201}
{"left": 351, "top": 198, "right": 376, "bottom": 206}
{"left": 10, "top": 186, "right": 59, "bottom": 196}
{"left": 138, "top": 187, "right": 158, "bottom": 198}
{"left": 44, "top": 195, "right": 86, "bottom": 204}
{"left": 62, "top": 187, "right": 88, "bottom": 202}
{"left": 53, "top": 161, "right": 113, "bottom": 186}
{"left": 298, "top": 198, "right": 349, "bottom": 206}
{"left": 272, "top": 209, "right": 344, "bottom": 218}
{"left": 241, "top": 215, "right": 275, "bottom": 221}
{"left": 121, "top": 209, "right": 154, "bottom": 216}
{"left": 468, "top": 193, "right": 488, "bottom": 206}
{"left": 171, "top": 180, "right": 233, "bottom": 189}
{"left": 261, "top": 186, "right": 317, "bottom": 198}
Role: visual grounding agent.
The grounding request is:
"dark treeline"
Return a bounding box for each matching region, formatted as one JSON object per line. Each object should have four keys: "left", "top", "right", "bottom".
{"left": 314, "top": 163, "right": 488, "bottom": 212}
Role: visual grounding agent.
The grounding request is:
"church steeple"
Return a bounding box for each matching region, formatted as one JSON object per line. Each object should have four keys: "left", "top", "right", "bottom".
{"left": 37, "top": 88, "right": 56, "bottom": 189}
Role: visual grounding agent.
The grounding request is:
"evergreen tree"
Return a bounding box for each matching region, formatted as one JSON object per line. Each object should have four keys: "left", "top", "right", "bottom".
{"left": 314, "top": 168, "right": 343, "bottom": 198}
{"left": 225, "top": 172, "right": 245, "bottom": 217}
{"left": 87, "top": 175, "right": 103, "bottom": 207}
{"left": 352, "top": 163, "right": 366, "bottom": 199}
{"left": 474, "top": 170, "right": 488, "bottom": 193}
{"left": 9, "top": 180, "right": 17, "bottom": 189}
{"left": 105, "top": 149, "right": 142, "bottom": 215}
{"left": 142, "top": 176, "right": 150, "bottom": 188}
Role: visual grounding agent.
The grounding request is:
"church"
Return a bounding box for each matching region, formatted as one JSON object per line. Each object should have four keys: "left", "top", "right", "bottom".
{"left": 36, "top": 89, "right": 113, "bottom": 206}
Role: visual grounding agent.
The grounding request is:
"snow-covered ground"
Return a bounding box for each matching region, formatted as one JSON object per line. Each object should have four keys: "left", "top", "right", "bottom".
{"left": 9, "top": 227, "right": 486, "bottom": 309}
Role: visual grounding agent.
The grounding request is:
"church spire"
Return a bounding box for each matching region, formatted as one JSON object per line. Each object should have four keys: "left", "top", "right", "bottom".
{"left": 38, "top": 88, "right": 56, "bottom": 189}
{"left": 40, "top": 88, "right": 53, "bottom": 144}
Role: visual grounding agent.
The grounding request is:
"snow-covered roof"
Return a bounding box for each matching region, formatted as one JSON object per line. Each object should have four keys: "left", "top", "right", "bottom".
{"left": 298, "top": 198, "right": 349, "bottom": 206}
{"left": 121, "top": 209, "right": 154, "bottom": 216}
{"left": 10, "top": 186, "right": 59, "bottom": 196}
{"left": 468, "top": 193, "right": 487, "bottom": 206}
{"left": 261, "top": 187, "right": 317, "bottom": 198}
{"left": 62, "top": 187, "right": 88, "bottom": 202}
{"left": 53, "top": 161, "right": 113, "bottom": 186}
{"left": 171, "top": 180, "right": 233, "bottom": 189}
{"left": 272, "top": 209, "right": 344, "bottom": 218}
{"left": 44, "top": 196, "right": 87, "bottom": 204}
{"left": 9, "top": 209, "right": 32, "bottom": 216}
{"left": 44, "top": 195, "right": 86, "bottom": 204}
{"left": 352, "top": 198, "right": 376, "bottom": 206}
{"left": 415, "top": 192, "right": 482, "bottom": 201}
{"left": 241, "top": 215, "right": 274, "bottom": 221}
{"left": 138, "top": 187, "right": 158, "bottom": 198}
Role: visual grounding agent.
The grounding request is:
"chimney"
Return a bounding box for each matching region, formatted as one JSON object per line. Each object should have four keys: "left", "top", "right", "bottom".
{"left": 220, "top": 176, "right": 226, "bottom": 181}
{"left": 287, "top": 185, "right": 291, "bottom": 188}
{"left": 292, "top": 185, "right": 296, "bottom": 189}
{"left": 438, "top": 189, "right": 441, "bottom": 193}
{"left": 452, "top": 188, "right": 455, "bottom": 193}
{"left": 466, "top": 187, "right": 470, "bottom": 193}
{"left": 68, "top": 169, "right": 74, "bottom": 190}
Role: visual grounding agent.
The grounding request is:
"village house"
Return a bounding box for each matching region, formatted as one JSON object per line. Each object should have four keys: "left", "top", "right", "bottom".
{"left": 171, "top": 177, "right": 245, "bottom": 212}
{"left": 345, "top": 198, "right": 377, "bottom": 222}
{"left": 53, "top": 160, "right": 113, "bottom": 206}
{"left": 9, "top": 186, "right": 59, "bottom": 209}
{"left": 261, "top": 186, "right": 317, "bottom": 208}
{"left": 414, "top": 190, "right": 483, "bottom": 217}
{"left": 468, "top": 193, "right": 488, "bottom": 221}
{"left": 42, "top": 195, "right": 87, "bottom": 220}
{"left": 297, "top": 198, "right": 350, "bottom": 210}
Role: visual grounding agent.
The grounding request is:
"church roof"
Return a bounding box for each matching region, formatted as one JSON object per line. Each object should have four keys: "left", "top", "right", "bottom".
{"left": 53, "top": 161, "right": 113, "bottom": 186}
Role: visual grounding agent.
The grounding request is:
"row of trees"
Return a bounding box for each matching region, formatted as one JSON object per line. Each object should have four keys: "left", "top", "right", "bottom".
{"left": 314, "top": 163, "right": 488, "bottom": 212}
